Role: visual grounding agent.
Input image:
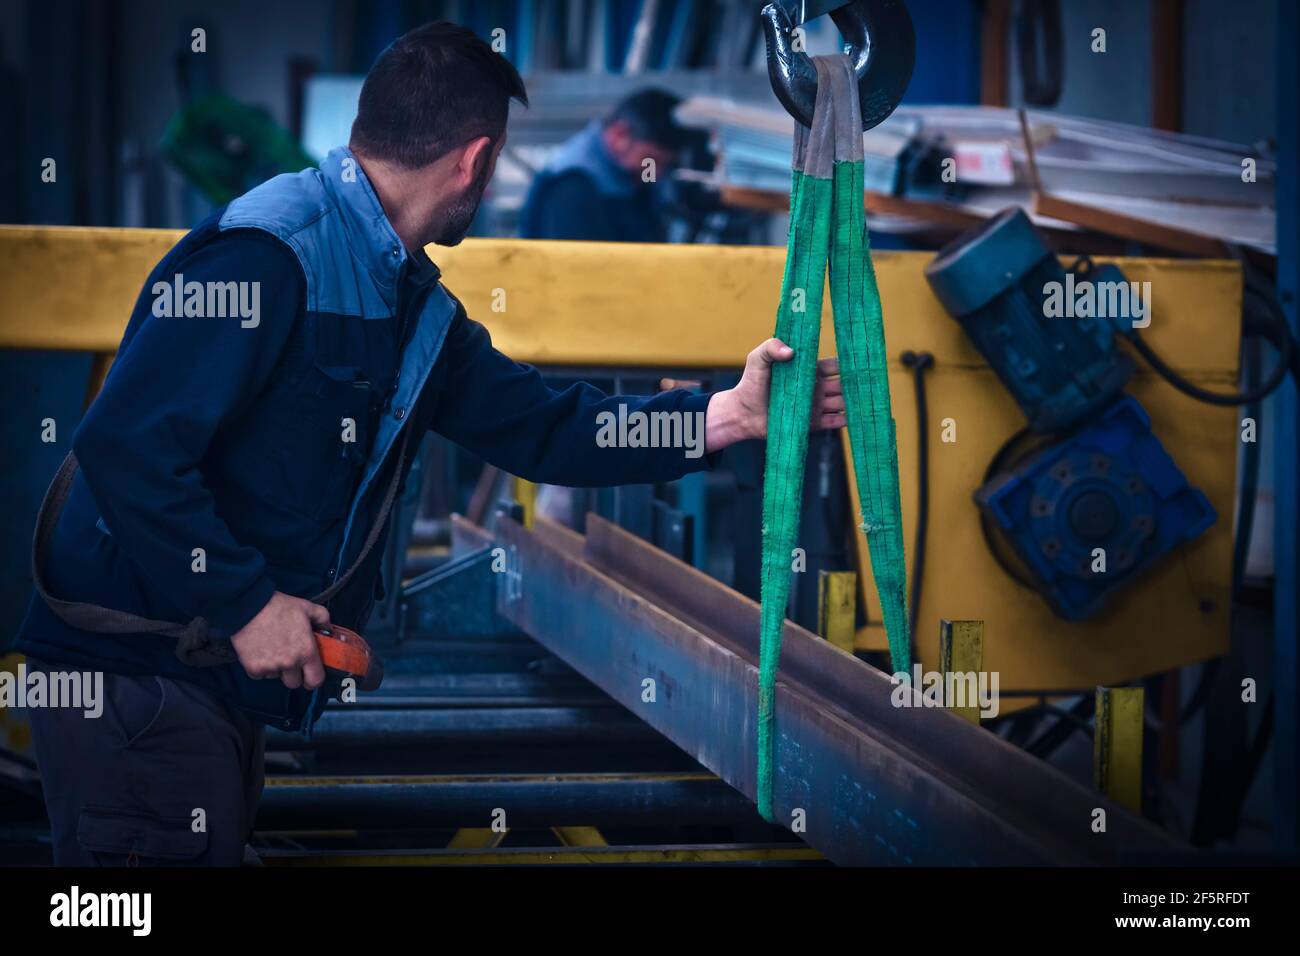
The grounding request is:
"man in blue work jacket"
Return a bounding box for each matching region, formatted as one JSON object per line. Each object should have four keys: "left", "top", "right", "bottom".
{"left": 520, "top": 88, "right": 690, "bottom": 242}
{"left": 17, "top": 21, "right": 845, "bottom": 865}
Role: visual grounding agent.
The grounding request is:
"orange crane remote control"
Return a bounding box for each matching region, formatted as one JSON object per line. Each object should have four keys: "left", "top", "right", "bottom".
{"left": 312, "top": 624, "right": 384, "bottom": 692}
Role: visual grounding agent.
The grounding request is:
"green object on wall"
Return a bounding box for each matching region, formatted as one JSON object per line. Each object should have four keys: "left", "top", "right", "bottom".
{"left": 757, "top": 56, "right": 911, "bottom": 823}
{"left": 161, "top": 94, "right": 317, "bottom": 206}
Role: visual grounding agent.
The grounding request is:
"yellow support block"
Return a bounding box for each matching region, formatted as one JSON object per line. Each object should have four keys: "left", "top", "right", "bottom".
{"left": 1094, "top": 686, "right": 1145, "bottom": 813}
{"left": 939, "top": 620, "right": 984, "bottom": 724}
{"left": 551, "top": 827, "right": 608, "bottom": 847}
{"left": 817, "top": 571, "right": 857, "bottom": 654}
{"left": 0, "top": 654, "right": 32, "bottom": 754}
{"left": 447, "top": 828, "right": 506, "bottom": 850}
{"left": 512, "top": 476, "right": 537, "bottom": 529}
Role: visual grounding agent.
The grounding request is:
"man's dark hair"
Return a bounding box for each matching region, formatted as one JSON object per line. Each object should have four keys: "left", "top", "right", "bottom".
{"left": 350, "top": 21, "right": 528, "bottom": 168}
{"left": 604, "top": 88, "right": 690, "bottom": 151}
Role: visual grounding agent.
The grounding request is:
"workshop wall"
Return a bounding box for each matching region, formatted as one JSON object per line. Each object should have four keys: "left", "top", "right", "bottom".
{"left": 1006, "top": 0, "right": 1277, "bottom": 145}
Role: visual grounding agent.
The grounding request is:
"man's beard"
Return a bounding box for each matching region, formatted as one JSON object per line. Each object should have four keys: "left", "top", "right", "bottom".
{"left": 433, "top": 164, "right": 492, "bottom": 246}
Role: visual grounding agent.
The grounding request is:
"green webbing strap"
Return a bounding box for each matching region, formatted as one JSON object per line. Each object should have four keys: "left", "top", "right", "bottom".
{"left": 757, "top": 56, "right": 911, "bottom": 823}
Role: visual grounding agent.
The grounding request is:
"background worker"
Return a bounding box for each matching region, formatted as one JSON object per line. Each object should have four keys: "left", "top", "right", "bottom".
{"left": 519, "top": 88, "right": 691, "bottom": 242}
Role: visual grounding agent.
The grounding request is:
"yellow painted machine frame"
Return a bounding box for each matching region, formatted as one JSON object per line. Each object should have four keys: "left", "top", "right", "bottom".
{"left": 0, "top": 227, "right": 1240, "bottom": 695}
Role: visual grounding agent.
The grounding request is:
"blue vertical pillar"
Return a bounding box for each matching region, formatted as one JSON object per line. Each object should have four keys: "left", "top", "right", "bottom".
{"left": 1274, "top": 0, "right": 1299, "bottom": 854}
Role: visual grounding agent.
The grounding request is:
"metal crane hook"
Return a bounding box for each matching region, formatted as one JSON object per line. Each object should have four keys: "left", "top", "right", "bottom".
{"left": 760, "top": 0, "right": 916, "bottom": 131}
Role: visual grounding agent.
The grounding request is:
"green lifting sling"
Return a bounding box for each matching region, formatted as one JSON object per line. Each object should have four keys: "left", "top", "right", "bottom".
{"left": 757, "top": 55, "right": 911, "bottom": 822}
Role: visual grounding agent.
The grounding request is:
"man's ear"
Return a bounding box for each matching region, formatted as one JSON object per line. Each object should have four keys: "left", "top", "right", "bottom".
{"left": 458, "top": 135, "right": 493, "bottom": 185}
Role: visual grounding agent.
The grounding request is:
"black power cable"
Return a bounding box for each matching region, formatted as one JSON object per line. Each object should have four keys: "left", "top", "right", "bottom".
{"left": 1177, "top": 332, "right": 1265, "bottom": 729}
{"left": 900, "top": 350, "right": 934, "bottom": 644}
{"left": 1098, "top": 254, "right": 1300, "bottom": 406}
{"left": 1127, "top": 307, "right": 1292, "bottom": 406}
{"left": 1116, "top": 257, "right": 1292, "bottom": 748}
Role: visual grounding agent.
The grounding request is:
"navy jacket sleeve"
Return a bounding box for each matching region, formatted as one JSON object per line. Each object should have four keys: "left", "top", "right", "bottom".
{"left": 72, "top": 230, "right": 303, "bottom": 637}
{"left": 528, "top": 172, "right": 620, "bottom": 241}
{"left": 431, "top": 305, "right": 716, "bottom": 487}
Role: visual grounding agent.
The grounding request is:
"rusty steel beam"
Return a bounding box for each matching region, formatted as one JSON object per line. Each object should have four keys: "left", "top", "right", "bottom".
{"left": 493, "top": 515, "right": 1181, "bottom": 866}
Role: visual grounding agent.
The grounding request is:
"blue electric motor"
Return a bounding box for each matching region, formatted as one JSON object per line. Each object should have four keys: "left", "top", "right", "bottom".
{"left": 924, "top": 207, "right": 1133, "bottom": 433}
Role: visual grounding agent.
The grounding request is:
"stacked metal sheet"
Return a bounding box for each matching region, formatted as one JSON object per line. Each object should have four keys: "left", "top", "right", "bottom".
{"left": 676, "top": 97, "right": 1279, "bottom": 253}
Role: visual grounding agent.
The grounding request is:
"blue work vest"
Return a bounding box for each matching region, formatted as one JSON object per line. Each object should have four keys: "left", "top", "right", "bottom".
{"left": 219, "top": 148, "right": 459, "bottom": 608}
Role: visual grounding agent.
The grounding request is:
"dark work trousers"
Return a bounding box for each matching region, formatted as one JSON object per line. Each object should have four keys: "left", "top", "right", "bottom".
{"left": 25, "top": 657, "right": 264, "bottom": 866}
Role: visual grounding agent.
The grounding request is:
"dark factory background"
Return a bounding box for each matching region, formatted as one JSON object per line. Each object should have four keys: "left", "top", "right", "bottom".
{"left": 0, "top": 0, "right": 1278, "bottom": 228}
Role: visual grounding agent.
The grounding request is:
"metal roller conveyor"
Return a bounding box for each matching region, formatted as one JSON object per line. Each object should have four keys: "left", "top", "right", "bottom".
{"left": 264, "top": 705, "right": 660, "bottom": 752}
{"left": 256, "top": 772, "right": 760, "bottom": 831}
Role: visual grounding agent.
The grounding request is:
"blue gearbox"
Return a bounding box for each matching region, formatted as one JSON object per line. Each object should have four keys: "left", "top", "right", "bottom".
{"left": 975, "top": 397, "right": 1217, "bottom": 620}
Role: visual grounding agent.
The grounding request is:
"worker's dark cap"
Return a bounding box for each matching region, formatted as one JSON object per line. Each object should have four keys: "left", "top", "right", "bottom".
{"left": 606, "top": 88, "right": 692, "bottom": 152}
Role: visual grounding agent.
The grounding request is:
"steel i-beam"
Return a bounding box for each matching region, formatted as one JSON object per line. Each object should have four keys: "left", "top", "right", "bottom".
{"left": 493, "top": 514, "right": 1181, "bottom": 866}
